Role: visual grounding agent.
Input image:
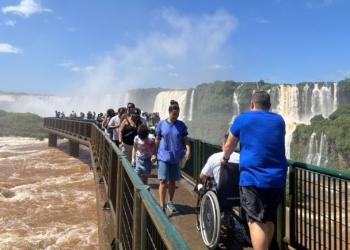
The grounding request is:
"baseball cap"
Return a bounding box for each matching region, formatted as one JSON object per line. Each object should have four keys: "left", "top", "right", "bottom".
{"left": 130, "top": 108, "right": 140, "bottom": 116}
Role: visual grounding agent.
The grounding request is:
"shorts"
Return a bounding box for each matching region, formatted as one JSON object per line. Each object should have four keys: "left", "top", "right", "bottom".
{"left": 157, "top": 161, "right": 181, "bottom": 181}
{"left": 107, "top": 129, "right": 113, "bottom": 135}
{"left": 135, "top": 157, "right": 152, "bottom": 176}
{"left": 239, "top": 186, "right": 283, "bottom": 223}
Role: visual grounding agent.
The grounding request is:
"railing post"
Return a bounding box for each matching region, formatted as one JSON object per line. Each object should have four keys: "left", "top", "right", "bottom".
{"left": 277, "top": 187, "right": 286, "bottom": 249}
{"left": 84, "top": 123, "right": 87, "bottom": 139}
{"left": 116, "top": 162, "right": 125, "bottom": 243}
{"left": 132, "top": 185, "right": 146, "bottom": 250}
{"left": 108, "top": 145, "right": 118, "bottom": 212}
{"left": 289, "top": 164, "right": 296, "bottom": 247}
{"left": 140, "top": 200, "right": 147, "bottom": 250}
{"left": 78, "top": 121, "right": 82, "bottom": 137}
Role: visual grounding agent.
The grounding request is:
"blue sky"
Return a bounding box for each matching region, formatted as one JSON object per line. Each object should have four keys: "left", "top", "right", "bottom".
{"left": 0, "top": 0, "right": 349, "bottom": 95}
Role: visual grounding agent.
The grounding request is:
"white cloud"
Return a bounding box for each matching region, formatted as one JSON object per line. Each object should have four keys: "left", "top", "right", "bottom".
{"left": 70, "top": 66, "right": 95, "bottom": 72}
{"left": 256, "top": 17, "right": 270, "bottom": 23}
{"left": 58, "top": 61, "right": 73, "bottom": 67}
{"left": 167, "top": 64, "right": 175, "bottom": 70}
{"left": 68, "top": 27, "right": 75, "bottom": 32}
{"left": 4, "top": 20, "right": 16, "bottom": 26}
{"left": 77, "top": 8, "right": 238, "bottom": 94}
{"left": 0, "top": 43, "right": 22, "bottom": 53}
{"left": 323, "top": 69, "right": 350, "bottom": 75}
{"left": 267, "top": 76, "right": 278, "bottom": 80}
{"left": 208, "top": 64, "right": 233, "bottom": 69}
{"left": 2, "top": 0, "right": 52, "bottom": 18}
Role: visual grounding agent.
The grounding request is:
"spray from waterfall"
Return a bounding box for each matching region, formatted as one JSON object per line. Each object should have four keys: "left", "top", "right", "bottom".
{"left": 188, "top": 89, "right": 195, "bottom": 121}
{"left": 333, "top": 82, "right": 338, "bottom": 111}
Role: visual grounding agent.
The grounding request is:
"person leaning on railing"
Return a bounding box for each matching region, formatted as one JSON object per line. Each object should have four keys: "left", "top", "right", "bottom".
{"left": 151, "top": 100, "right": 191, "bottom": 213}
{"left": 221, "top": 91, "right": 288, "bottom": 250}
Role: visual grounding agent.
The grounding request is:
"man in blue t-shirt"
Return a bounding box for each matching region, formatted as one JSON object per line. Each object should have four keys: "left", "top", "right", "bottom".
{"left": 221, "top": 91, "right": 287, "bottom": 250}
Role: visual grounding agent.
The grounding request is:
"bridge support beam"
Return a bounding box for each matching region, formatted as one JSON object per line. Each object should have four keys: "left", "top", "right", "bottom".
{"left": 48, "top": 133, "right": 57, "bottom": 147}
{"left": 68, "top": 140, "right": 79, "bottom": 157}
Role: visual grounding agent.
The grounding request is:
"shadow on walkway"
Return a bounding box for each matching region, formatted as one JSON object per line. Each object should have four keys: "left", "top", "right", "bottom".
{"left": 147, "top": 168, "right": 253, "bottom": 250}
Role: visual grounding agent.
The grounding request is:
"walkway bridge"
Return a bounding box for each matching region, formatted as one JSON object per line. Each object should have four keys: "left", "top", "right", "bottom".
{"left": 43, "top": 117, "right": 350, "bottom": 250}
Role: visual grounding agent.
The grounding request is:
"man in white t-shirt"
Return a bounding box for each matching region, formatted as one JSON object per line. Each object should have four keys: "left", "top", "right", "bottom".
{"left": 199, "top": 134, "right": 240, "bottom": 186}
{"left": 108, "top": 107, "right": 126, "bottom": 146}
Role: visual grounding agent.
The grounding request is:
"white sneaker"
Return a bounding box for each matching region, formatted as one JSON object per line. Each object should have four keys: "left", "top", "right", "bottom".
{"left": 167, "top": 201, "right": 177, "bottom": 212}
{"left": 197, "top": 184, "right": 203, "bottom": 191}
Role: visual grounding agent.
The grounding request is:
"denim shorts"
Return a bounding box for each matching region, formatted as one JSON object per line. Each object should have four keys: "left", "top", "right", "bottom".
{"left": 135, "top": 157, "right": 152, "bottom": 176}
{"left": 157, "top": 160, "right": 181, "bottom": 181}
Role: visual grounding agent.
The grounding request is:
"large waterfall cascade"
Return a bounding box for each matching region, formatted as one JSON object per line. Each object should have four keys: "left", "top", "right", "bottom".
{"left": 306, "top": 132, "right": 329, "bottom": 167}
{"left": 188, "top": 90, "right": 195, "bottom": 121}
{"left": 152, "top": 91, "right": 187, "bottom": 121}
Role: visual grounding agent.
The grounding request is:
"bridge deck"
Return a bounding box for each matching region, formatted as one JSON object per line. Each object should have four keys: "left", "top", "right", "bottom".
{"left": 147, "top": 168, "right": 253, "bottom": 250}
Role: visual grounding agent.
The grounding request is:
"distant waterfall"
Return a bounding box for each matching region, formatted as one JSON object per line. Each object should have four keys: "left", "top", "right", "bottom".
{"left": 333, "top": 82, "right": 338, "bottom": 111}
{"left": 230, "top": 84, "right": 243, "bottom": 124}
{"left": 285, "top": 123, "right": 297, "bottom": 159}
{"left": 311, "top": 83, "right": 334, "bottom": 118}
{"left": 279, "top": 85, "right": 299, "bottom": 122}
{"left": 301, "top": 84, "right": 311, "bottom": 121}
{"left": 188, "top": 90, "right": 195, "bottom": 121}
{"left": 268, "top": 86, "right": 280, "bottom": 113}
{"left": 306, "top": 132, "right": 328, "bottom": 167}
{"left": 153, "top": 91, "right": 187, "bottom": 120}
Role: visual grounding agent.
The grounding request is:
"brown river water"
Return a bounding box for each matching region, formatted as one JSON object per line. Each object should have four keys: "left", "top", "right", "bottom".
{"left": 0, "top": 137, "right": 98, "bottom": 250}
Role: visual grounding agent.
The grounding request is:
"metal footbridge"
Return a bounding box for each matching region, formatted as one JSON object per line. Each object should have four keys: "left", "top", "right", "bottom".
{"left": 43, "top": 117, "right": 350, "bottom": 250}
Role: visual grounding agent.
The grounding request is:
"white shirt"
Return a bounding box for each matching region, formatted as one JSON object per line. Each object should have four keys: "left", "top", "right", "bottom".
{"left": 201, "top": 152, "right": 240, "bottom": 184}
{"left": 108, "top": 116, "right": 121, "bottom": 141}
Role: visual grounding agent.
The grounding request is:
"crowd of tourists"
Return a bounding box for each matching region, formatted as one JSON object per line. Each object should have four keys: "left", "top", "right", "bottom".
{"left": 54, "top": 90, "right": 287, "bottom": 250}
{"left": 93, "top": 100, "right": 190, "bottom": 213}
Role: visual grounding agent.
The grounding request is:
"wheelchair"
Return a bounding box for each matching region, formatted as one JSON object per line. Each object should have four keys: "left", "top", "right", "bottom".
{"left": 196, "top": 162, "right": 252, "bottom": 249}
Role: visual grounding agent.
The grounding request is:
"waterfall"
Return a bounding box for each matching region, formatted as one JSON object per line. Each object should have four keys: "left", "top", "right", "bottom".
{"left": 153, "top": 91, "right": 187, "bottom": 120}
{"left": 188, "top": 90, "right": 195, "bottom": 121}
{"left": 278, "top": 85, "right": 299, "bottom": 122}
{"left": 310, "top": 83, "right": 335, "bottom": 119}
{"left": 301, "top": 84, "right": 311, "bottom": 121}
{"left": 230, "top": 84, "right": 243, "bottom": 124}
{"left": 333, "top": 82, "right": 338, "bottom": 112}
{"left": 268, "top": 86, "right": 279, "bottom": 113}
{"left": 285, "top": 123, "right": 297, "bottom": 159}
{"left": 306, "top": 132, "right": 328, "bottom": 167}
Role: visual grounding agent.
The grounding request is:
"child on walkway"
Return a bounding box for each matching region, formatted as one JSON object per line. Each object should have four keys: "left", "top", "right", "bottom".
{"left": 132, "top": 124, "right": 154, "bottom": 184}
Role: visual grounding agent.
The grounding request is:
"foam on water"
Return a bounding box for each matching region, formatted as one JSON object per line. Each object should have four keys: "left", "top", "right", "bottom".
{"left": 0, "top": 137, "right": 98, "bottom": 249}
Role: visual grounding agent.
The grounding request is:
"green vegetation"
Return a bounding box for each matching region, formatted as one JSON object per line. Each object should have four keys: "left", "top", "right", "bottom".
{"left": 290, "top": 104, "right": 350, "bottom": 172}
{"left": 0, "top": 110, "right": 47, "bottom": 140}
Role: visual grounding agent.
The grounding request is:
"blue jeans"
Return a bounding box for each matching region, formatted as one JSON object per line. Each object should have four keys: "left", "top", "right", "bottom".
{"left": 135, "top": 156, "right": 152, "bottom": 176}
{"left": 157, "top": 161, "right": 181, "bottom": 181}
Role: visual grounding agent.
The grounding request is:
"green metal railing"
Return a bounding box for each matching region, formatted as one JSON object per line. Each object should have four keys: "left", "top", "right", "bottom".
{"left": 44, "top": 117, "right": 189, "bottom": 250}
{"left": 44, "top": 117, "right": 350, "bottom": 250}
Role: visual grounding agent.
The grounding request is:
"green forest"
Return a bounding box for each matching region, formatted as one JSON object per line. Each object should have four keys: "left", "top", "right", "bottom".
{"left": 0, "top": 110, "right": 47, "bottom": 140}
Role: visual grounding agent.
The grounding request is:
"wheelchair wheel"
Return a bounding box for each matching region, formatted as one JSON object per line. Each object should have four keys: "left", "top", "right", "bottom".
{"left": 239, "top": 206, "right": 252, "bottom": 246}
{"left": 199, "top": 191, "right": 221, "bottom": 249}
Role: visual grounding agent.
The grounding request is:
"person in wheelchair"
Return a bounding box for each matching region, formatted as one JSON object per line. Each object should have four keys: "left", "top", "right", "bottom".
{"left": 199, "top": 134, "right": 239, "bottom": 190}
{"left": 196, "top": 134, "right": 251, "bottom": 249}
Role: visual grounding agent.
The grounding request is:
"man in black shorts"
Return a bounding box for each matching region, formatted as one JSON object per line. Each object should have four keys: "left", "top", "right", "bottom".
{"left": 221, "top": 91, "right": 288, "bottom": 250}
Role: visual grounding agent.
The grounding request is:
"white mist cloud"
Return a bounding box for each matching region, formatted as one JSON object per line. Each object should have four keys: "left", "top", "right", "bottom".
{"left": 208, "top": 64, "right": 233, "bottom": 69}
{"left": 4, "top": 20, "right": 16, "bottom": 26}
{"left": 77, "top": 8, "right": 238, "bottom": 94}
{"left": 2, "top": 0, "right": 52, "bottom": 18}
{"left": 323, "top": 69, "right": 350, "bottom": 75}
{"left": 167, "top": 64, "right": 176, "bottom": 69}
{"left": 0, "top": 43, "right": 22, "bottom": 53}
{"left": 70, "top": 66, "right": 95, "bottom": 72}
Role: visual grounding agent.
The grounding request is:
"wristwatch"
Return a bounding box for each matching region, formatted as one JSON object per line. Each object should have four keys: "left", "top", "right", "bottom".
{"left": 222, "top": 155, "right": 229, "bottom": 163}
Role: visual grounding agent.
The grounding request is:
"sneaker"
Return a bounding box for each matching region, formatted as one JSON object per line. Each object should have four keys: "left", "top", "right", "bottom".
{"left": 159, "top": 205, "right": 166, "bottom": 213}
{"left": 167, "top": 201, "right": 177, "bottom": 212}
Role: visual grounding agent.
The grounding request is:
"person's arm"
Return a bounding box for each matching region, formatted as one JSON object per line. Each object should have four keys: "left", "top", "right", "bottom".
{"left": 118, "top": 119, "right": 126, "bottom": 148}
{"left": 182, "top": 136, "right": 191, "bottom": 160}
{"left": 108, "top": 117, "right": 119, "bottom": 129}
{"left": 151, "top": 135, "right": 161, "bottom": 162}
{"left": 220, "top": 133, "right": 240, "bottom": 164}
{"left": 131, "top": 143, "right": 137, "bottom": 166}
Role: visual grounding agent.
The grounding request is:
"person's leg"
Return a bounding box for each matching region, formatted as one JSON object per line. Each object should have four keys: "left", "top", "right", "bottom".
{"left": 141, "top": 175, "right": 148, "bottom": 185}
{"left": 157, "top": 161, "right": 169, "bottom": 207}
{"left": 166, "top": 163, "right": 181, "bottom": 212}
{"left": 168, "top": 180, "right": 176, "bottom": 201}
{"left": 266, "top": 221, "right": 275, "bottom": 247}
{"left": 248, "top": 221, "right": 268, "bottom": 250}
{"left": 159, "top": 179, "right": 168, "bottom": 207}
